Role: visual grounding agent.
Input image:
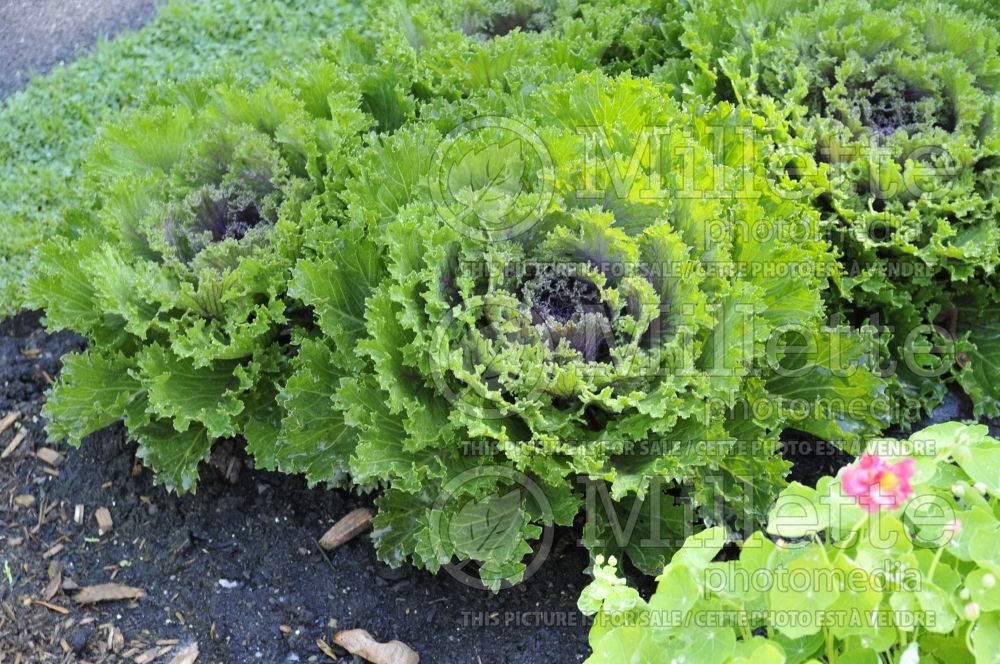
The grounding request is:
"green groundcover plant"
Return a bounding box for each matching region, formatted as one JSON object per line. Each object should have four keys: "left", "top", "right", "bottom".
{"left": 673, "top": 0, "right": 1000, "bottom": 424}
{"left": 282, "top": 64, "right": 887, "bottom": 588}
{"left": 580, "top": 422, "right": 1000, "bottom": 663}
{"left": 0, "top": 0, "right": 363, "bottom": 320}
{"left": 29, "top": 61, "right": 410, "bottom": 492}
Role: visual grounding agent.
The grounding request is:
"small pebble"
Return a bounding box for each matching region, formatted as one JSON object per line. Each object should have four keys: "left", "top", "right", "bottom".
{"left": 69, "top": 627, "right": 92, "bottom": 654}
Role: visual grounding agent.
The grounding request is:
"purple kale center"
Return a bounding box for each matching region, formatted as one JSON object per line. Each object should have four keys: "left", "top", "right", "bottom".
{"left": 461, "top": 3, "right": 554, "bottom": 39}
{"left": 521, "top": 266, "right": 613, "bottom": 363}
{"left": 860, "top": 89, "right": 927, "bottom": 138}
{"left": 195, "top": 195, "right": 267, "bottom": 243}
{"left": 841, "top": 73, "right": 955, "bottom": 138}
{"left": 523, "top": 267, "right": 602, "bottom": 324}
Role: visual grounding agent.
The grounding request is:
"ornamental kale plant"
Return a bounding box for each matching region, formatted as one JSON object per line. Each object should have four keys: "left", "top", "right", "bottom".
{"left": 677, "top": 0, "right": 1000, "bottom": 423}
{"left": 580, "top": 422, "right": 1000, "bottom": 664}
{"left": 0, "top": 0, "right": 365, "bottom": 321}
{"left": 283, "top": 68, "right": 885, "bottom": 588}
{"left": 30, "top": 64, "right": 397, "bottom": 492}
{"left": 360, "top": 0, "right": 689, "bottom": 103}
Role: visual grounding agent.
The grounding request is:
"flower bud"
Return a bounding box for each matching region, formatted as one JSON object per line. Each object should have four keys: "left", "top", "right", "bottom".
{"left": 952, "top": 483, "right": 966, "bottom": 497}
{"left": 965, "top": 602, "right": 981, "bottom": 621}
{"left": 984, "top": 574, "right": 996, "bottom": 589}
{"left": 974, "top": 482, "right": 988, "bottom": 495}
{"left": 960, "top": 588, "right": 971, "bottom": 600}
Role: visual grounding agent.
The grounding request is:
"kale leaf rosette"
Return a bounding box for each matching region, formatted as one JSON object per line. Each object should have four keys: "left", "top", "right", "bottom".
{"left": 680, "top": 0, "right": 1000, "bottom": 420}
{"left": 30, "top": 65, "right": 393, "bottom": 492}
{"left": 285, "top": 70, "right": 885, "bottom": 587}
{"left": 359, "top": 0, "right": 694, "bottom": 102}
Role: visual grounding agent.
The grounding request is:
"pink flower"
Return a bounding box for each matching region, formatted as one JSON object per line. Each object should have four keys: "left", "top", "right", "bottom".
{"left": 841, "top": 454, "right": 916, "bottom": 513}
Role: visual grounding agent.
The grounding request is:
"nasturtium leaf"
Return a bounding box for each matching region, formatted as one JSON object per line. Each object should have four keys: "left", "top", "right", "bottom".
{"left": 826, "top": 555, "right": 883, "bottom": 641}
{"left": 768, "top": 548, "right": 841, "bottom": 639}
{"left": 970, "top": 525, "right": 1000, "bottom": 576}
{"left": 971, "top": 612, "right": 1000, "bottom": 664}
{"left": 768, "top": 631, "right": 825, "bottom": 664}
{"left": 587, "top": 625, "right": 662, "bottom": 664}
{"left": 954, "top": 438, "right": 1000, "bottom": 495}
{"left": 920, "top": 633, "right": 976, "bottom": 664}
{"left": 648, "top": 562, "right": 701, "bottom": 631}
{"left": 767, "top": 482, "right": 829, "bottom": 539}
{"left": 730, "top": 637, "right": 786, "bottom": 664}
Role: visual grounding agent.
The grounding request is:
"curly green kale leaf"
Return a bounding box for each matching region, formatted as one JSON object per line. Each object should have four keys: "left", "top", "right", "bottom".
{"left": 31, "top": 65, "right": 386, "bottom": 492}
{"left": 284, "top": 69, "right": 884, "bottom": 583}
{"left": 681, "top": 0, "right": 1000, "bottom": 421}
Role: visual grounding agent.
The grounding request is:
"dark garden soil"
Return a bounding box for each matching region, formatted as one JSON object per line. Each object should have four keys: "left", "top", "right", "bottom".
{"left": 0, "top": 312, "right": 593, "bottom": 663}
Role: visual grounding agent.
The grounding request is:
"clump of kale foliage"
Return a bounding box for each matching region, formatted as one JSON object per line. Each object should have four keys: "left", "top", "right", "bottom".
{"left": 32, "top": 0, "right": 999, "bottom": 587}
{"left": 676, "top": 0, "right": 1000, "bottom": 422}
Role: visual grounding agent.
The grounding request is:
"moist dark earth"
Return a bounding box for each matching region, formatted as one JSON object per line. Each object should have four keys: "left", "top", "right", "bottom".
{"left": 0, "top": 312, "right": 594, "bottom": 663}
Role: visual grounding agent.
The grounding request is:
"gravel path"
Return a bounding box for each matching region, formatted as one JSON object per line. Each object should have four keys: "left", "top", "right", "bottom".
{"left": 0, "top": 0, "right": 159, "bottom": 99}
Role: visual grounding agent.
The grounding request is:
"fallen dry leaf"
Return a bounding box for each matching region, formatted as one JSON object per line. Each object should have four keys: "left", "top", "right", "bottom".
{"left": 43, "top": 561, "right": 63, "bottom": 601}
{"left": 75, "top": 583, "right": 146, "bottom": 604}
{"left": 316, "top": 638, "right": 338, "bottom": 661}
{"left": 167, "top": 642, "right": 199, "bottom": 664}
{"left": 334, "top": 629, "right": 419, "bottom": 664}
{"left": 1, "top": 429, "right": 27, "bottom": 460}
{"left": 0, "top": 411, "right": 19, "bottom": 435}
{"left": 104, "top": 624, "right": 125, "bottom": 652}
{"left": 13, "top": 494, "right": 35, "bottom": 508}
{"left": 135, "top": 645, "right": 173, "bottom": 663}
